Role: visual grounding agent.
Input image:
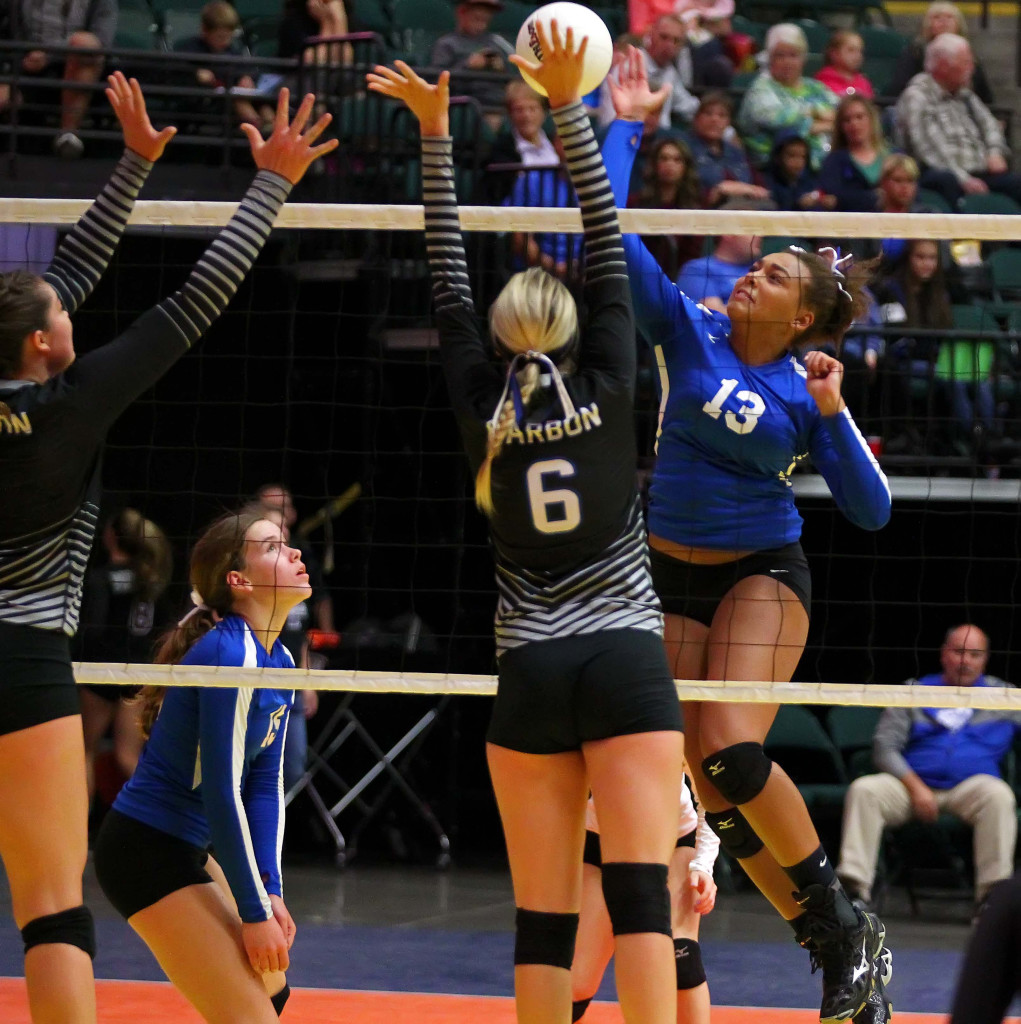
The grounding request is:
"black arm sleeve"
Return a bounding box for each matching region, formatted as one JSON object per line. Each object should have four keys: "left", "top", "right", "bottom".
{"left": 73, "top": 170, "right": 293, "bottom": 431}
{"left": 550, "top": 101, "right": 634, "bottom": 391}
{"left": 43, "top": 149, "right": 154, "bottom": 317}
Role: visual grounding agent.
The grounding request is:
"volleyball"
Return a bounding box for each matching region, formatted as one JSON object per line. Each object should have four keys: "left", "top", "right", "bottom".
{"left": 514, "top": 2, "right": 614, "bottom": 98}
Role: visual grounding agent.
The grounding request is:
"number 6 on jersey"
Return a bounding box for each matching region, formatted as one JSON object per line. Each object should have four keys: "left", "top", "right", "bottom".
{"left": 526, "top": 459, "right": 581, "bottom": 534}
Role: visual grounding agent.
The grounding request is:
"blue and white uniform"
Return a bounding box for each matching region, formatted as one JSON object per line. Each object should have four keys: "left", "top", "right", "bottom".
{"left": 114, "top": 615, "right": 294, "bottom": 923}
{"left": 602, "top": 120, "right": 891, "bottom": 552}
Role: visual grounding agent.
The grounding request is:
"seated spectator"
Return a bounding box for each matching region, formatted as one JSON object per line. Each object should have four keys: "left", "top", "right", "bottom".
{"left": 874, "top": 239, "right": 974, "bottom": 454}
{"left": 888, "top": 0, "right": 994, "bottom": 105}
{"left": 430, "top": 0, "right": 513, "bottom": 113}
{"left": 684, "top": 91, "right": 771, "bottom": 206}
{"left": 850, "top": 154, "right": 935, "bottom": 261}
{"left": 736, "top": 23, "right": 838, "bottom": 171}
{"left": 598, "top": 15, "right": 700, "bottom": 130}
{"left": 815, "top": 30, "right": 874, "bottom": 99}
{"left": 278, "top": 0, "right": 352, "bottom": 64}
{"left": 505, "top": 138, "right": 579, "bottom": 281}
{"left": 174, "top": 1, "right": 275, "bottom": 132}
{"left": 675, "top": 214, "right": 762, "bottom": 313}
{"left": 837, "top": 624, "right": 1020, "bottom": 914}
{"left": 893, "top": 34, "right": 1021, "bottom": 210}
{"left": 762, "top": 131, "right": 836, "bottom": 211}
{"left": 628, "top": 136, "right": 704, "bottom": 280}
{"left": 488, "top": 80, "right": 555, "bottom": 165}
{"left": 819, "top": 96, "right": 890, "bottom": 212}
{"left": 4, "top": 0, "right": 117, "bottom": 158}
{"left": 672, "top": 0, "right": 736, "bottom": 85}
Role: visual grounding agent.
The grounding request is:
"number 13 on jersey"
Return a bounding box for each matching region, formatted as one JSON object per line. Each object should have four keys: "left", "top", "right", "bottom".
{"left": 526, "top": 459, "right": 581, "bottom": 534}
{"left": 703, "top": 378, "right": 765, "bottom": 435}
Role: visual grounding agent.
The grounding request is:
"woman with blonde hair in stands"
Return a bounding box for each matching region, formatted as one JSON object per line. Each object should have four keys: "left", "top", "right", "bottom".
{"left": 368, "top": 23, "right": 685, "bottom": 1024}
{"left": 888, "top": 0, "right": 994, "bottom": 102}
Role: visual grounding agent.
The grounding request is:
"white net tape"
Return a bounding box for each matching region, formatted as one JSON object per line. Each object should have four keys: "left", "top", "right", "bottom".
{"left": 73, "top": 663, "right": 1021, "bottom": 710}
{"left": 0, "top": 200, "right": 1014, "bottom": 240}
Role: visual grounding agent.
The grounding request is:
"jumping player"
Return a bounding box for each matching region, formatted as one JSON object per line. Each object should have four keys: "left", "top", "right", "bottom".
{"left": 571, "top": 772, "right": 719, "bottom": 1024}
{"left": 0, "top": 78, "right": 334, "bottom": 1022}
{"left": 368, "top": 25, "right": 685, "bottom": 1024}
{"left": 602, "top": 49, "right": 893, "bottom": 1024}
{"left": 94, "top": 510, "right": 309, "bottom": 1022}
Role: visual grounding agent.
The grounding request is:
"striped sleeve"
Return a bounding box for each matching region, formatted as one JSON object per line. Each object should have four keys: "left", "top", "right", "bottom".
{"left": 157, "top": 170, "right": 292, "bottom": 347}
{"left": 550, "top": 101, "right": 627, "bottom": 285}
{"left": 421, "top": 136, "right": 475, "bottom": 316}
{"left": 43, "top": 149, "right": 153, "bottom": 315}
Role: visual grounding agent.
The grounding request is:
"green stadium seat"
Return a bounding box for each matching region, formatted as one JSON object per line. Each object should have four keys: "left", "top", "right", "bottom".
{"left": 915, "top": 187, "right": 953, "bottom": 213}
{"left": 859, "top": 24, "right": 908, "bottom": 58}
{"left": 960, "top": 192, "right": 1021, "bottom": 217}
{"left": 350, "top": 0, "right": 393, "bottom": 35}
{"left": 161, "top": 8, "right": 203, "bottom": 47}
{"left": 489, "top": 1, "right": 539, "bottom": 40}
{"left": 988, "top": 248, "right": 1021, "bottom": 300}
{"left": 113, "top": 8, "right": 162, "bottom": 50}
{"left": 826, "top": 705, "right": 882, "bottom": 780}
{"left": 391, "top": 0, "right": 455, "bottom": 33}
{"left": 764, "top": 705, "right": 848, "bottom": 811}
{"left": 793, "top": 19, "right": 830, "bottom": 52}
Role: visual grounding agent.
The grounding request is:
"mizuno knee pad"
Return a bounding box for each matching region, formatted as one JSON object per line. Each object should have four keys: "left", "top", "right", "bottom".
{"left": 673, "top": 937, "right": 706, "bottom": 990}
{"left": 702, "top": 742, "right": 772, "bottom": 805}
{"left": 21, "top": 905, "right": 96, "bottom": 959}
{"left": 704, "top": 807, "right": 765, "bottom": 859}
{"left": 601, "top": 862, "right": 671, "bottom": 937}
{"left": 514, "top": 908, "right": 579, "bottom": 970}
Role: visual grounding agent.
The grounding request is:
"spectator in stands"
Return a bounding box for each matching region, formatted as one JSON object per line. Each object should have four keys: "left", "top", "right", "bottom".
{"left": 3, "top": 0, "right": 117, "bottom": 158}
{"left": 628, "top": 136, "right": 704, "bottom": 280}
{"left": 430, "top": 0, "right": 514, "bottom": 113}
{"left": 674, "top": 212, "right": 762, "bottom": 313}
{"left": 253, "top": 484, "right": 333, "bottom": 795}
{"left": 888, "top": 0, "right": 994, "bottom": 105}
{"left": 672, "top": 0, "right": 736, "bottom": 85}
{"left": 873, "top": 238, "right": 957, "bottom": 455}
{"left": 736, "top": 23, "right": 838, "bottom": 171}
{"left": 684, "top": 91, "right": 771, "bottom": 206}
{"left": 815, "top": 30, "right": 874, "bottom": 99}
{"left": 174, "top": 1, "right": 276, "bottom": 133}
{"left": 837, "top": 624, "right": 1020, "bottom": 913}
{"left": 76, "top": 508, "right": 173, "bottom": 807}
{"left": 893, "top": 34, "right": 1021, "bottom": 209}
{"left": 278, "top": 0, "right": 352, "bottom": 63}
{"left": 836, "top": 284, "right": 885, "bottom": 434}
{"left": 487, "top": 80, "right": 556, "bottom": 200}
{"left": 762, "top": 131, "right": 836, "bottom": 211}
{"left": 818, "top": 96, "right": 890, "bottom": 212}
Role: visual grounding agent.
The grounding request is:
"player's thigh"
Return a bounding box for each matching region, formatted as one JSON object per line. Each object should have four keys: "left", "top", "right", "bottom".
{"left": 572, "top": 862, "right": 616, "bottom": 999}
{"left": 486, "top": 743, "right": 589, "bottom": 911}
{"left": 664, "top": 612, "right": 710, "bottom": 682}
{"left": 585, "top": 731, "right": 684, "bottom": 864}
{"left": 129, "top": 883, "right": 278, "bottom": 1024}
{"left": 0, "top": 715, "right": 88, "bottom": 925}
{"left": 707, "top": 574, "right": 809, "bottom": 684}
{"left": 79, "top": 688, "right": 116, "bottom": 750}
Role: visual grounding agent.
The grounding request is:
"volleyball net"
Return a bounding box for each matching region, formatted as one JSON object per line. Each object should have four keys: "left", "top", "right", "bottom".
{"left": 6, "top": 197, "right": 1021, "bottom": 709}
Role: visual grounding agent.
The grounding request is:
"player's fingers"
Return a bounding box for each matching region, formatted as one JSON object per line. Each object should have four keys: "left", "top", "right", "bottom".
{"left": 240, "top": 122, "right": 262, "bottom": 150}
{"left": 575, "top": 33, "right": 589, "bottom": 63}
{"left": 393, "top": 59, "right": 425, "bottom": 85}
{"left": 289, "top": 92, "right": 316, "bottom": 134}
{"left": 302, "top": 110, "right": 332, "bottom": 144}
{"left": 274, "top": 87, "right": 291, "bottom": 131}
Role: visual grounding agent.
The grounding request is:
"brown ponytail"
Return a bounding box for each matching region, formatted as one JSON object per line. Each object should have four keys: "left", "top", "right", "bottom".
{"left": 136, "top": 508, "right": 264, "bottom": 737}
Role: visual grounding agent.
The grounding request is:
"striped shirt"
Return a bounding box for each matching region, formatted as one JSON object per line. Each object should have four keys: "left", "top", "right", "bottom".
{"left": 425, "top": 101, "right": 663, "bottom": 653}
{"left": 0, "top": 155, "right": 291, "bottom": 635}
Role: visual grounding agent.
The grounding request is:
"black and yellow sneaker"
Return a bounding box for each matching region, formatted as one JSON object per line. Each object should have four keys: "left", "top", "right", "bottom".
{"left": 853, "top": 946, "right": 893, "bottom": 1024}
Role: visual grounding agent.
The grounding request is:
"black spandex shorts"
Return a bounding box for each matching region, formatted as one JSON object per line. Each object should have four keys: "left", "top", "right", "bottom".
{"left": 583, "top": 827, "right": 696, "bottom": 868}
{"left": 0, "top": 621, "right": 82, "bottom": 736}
{"left": 94, "top": 809, "right": 213, "bottom": 920}
{"left": 649, "top": 542, "right": 811, "bottom": 627}
{"left": 487, "top": 628, "right": 682, "bottom": 755}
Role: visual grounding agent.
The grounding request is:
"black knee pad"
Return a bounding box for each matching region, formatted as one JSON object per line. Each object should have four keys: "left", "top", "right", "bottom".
{"left": 673, "top": 937, "right": 706, "bottom": 990}
{"left": 514, "top": 908, "right": 579, "bottom": 969}
{"left": 601, "top": 862, "right": 671, "bottom": 937}
{"left": 704, "top": 807, "right": 765, "bottom": 859}
{"left": 572, "top": 996, "right": 592, "bottom": 1021}
{"left": 702, "top": 742, "right": 772, "bottom": 805}
{"left": 271, "top": 982, "right": 290, "bottom": 1016}
{"left": 21, "top": 905, "right": 96, "bottom": 960}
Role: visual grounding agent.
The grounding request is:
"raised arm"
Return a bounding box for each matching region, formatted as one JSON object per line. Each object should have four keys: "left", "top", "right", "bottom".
{"left": 74, "top": 90, "right": 337, "bottom": 430}
{"left": 44, "top": 73, "right": 177, "bottom": 316}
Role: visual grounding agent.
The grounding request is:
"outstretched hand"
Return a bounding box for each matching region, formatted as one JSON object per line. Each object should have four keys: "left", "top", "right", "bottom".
{"left": 366, "top": 62, "right": 449, "bottom": 138}
{"left": 241, "top": 89, "right": 338, "bottom": 184}
{"left": 106, "top": 71, "right": 177, "bottom": 162}
{"left": 607, "top": 46, "right": 672, "bottom": 124}
{"left": 508, "top": 18, "right": 587, "bottom": 110}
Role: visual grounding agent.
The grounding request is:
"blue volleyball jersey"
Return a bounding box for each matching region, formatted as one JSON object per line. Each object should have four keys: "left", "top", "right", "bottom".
{"left": 603, "top": 120, "right": 891, "bottom": 550}
{"left": 114, "top": 615, "right": 295, "bottom": 922}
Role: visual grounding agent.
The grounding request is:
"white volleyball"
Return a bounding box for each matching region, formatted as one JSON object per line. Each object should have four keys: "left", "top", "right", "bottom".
{"left": 515, "top": 2, "right": 614, "bottom": 97}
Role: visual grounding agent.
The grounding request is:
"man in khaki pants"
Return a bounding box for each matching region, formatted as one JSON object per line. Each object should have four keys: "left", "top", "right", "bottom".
{"left": 837, "top": 624, "right": 1021, "bottom": 911}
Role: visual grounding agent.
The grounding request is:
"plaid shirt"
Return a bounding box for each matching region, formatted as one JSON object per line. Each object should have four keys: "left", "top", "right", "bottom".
{"left": 893, "top": 72, "right": 1007, "bottom": 183}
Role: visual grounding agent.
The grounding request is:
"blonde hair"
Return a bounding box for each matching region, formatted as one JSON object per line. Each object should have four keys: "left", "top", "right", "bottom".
{"left": 922, "top": 1, "right": 967, "bottom": 40}
{"left": 476, "top": 268, "right": 578, "bottom": 515}
{"left": 201, "top": 0, "right": 240, "bottom": 31}
{"left": 504, "top": 79, "right": 545, "bottom": 109}
{"left": 880, "top": 152, "right": 919, "bottom": 181}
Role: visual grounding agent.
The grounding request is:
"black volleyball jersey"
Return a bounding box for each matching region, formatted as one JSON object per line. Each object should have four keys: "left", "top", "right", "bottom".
{"left": 423, "top": 102, "right": 662, "bottom": 653}
{"left": 0, "top": 155, "right": 292, "bottom": 635}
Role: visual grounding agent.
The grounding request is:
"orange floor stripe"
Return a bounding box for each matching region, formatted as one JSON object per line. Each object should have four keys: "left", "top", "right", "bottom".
{"left": 2, "top": 977, "right": 1018, "bottom": 1023}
